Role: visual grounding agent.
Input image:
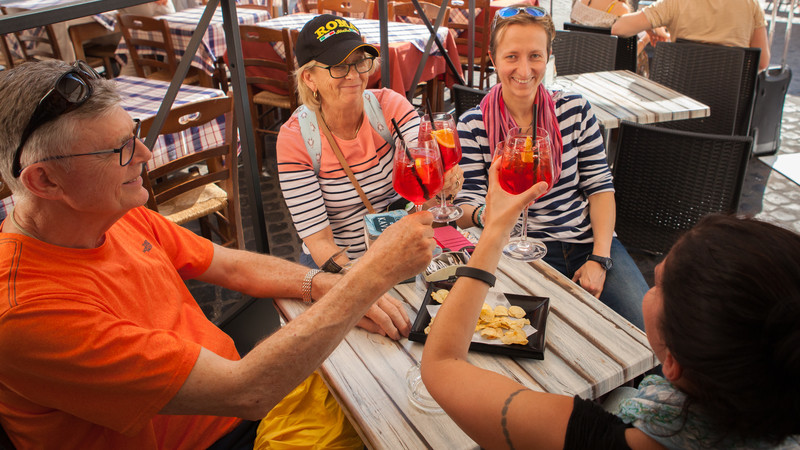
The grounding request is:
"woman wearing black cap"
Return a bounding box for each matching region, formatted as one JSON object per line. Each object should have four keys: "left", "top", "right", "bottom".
{"left": 276, "top": 14, "right": 463, "bottom": 341}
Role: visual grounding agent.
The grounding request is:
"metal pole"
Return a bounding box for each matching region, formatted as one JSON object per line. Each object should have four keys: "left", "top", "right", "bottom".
{"left": 220, "top": 0, "right": 270, "bottom": 253}
{"left": 378, "top": 0, "right": 391, "bottom": 88}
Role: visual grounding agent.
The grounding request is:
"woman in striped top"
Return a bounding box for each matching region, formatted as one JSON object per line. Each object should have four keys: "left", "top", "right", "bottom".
{"left": 277, "top": 15, "right": 462, "bottom": 339}
{"left": 454, "top": 5, "right": 648, "bottom": 329}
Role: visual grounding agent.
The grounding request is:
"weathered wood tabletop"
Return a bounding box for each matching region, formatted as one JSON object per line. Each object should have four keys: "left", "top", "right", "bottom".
{"left": 274, "top": 248, "right": 657, "bottom": 449}
{"left": 559, "top": 70, "right": 710, "bottom": 129}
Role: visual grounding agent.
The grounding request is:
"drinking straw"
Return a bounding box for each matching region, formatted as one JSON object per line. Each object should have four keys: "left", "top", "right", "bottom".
{"left": 425, "top": 99, "right": 438, "bottom": 131}
{"left": 392, "top": 118, "right": 430, "bottom": 200}
{"left": 531, "top": 103, "right": 538, "bottom": 141}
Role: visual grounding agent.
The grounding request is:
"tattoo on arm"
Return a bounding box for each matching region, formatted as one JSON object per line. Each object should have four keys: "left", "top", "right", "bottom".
{"left": 501, "top": 388, "right": 527, "bottom": 450}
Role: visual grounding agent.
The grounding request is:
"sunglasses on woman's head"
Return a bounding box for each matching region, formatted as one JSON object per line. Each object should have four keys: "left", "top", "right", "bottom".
{"left": 12, "top": 60, "right": 102, "bottom": 178}
{"left": 492, "top": 6, "right": 548, "bottom": 28}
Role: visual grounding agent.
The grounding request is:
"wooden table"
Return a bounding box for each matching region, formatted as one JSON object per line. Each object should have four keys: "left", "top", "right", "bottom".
{"left": 557, "top": 70, "right": 710, "bottom": 130}
{"left": 274, "top": 245, "right": 657, "bottom": 449}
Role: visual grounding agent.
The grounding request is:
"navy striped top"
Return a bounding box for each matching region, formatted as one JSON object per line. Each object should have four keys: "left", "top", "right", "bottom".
{"left": 455, "top": 93, "right": 614, "bottom": 244}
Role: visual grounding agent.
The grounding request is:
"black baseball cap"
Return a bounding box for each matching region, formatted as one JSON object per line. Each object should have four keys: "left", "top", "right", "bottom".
{"left": 294, "top": 14, "right": 379, "bottom": 67}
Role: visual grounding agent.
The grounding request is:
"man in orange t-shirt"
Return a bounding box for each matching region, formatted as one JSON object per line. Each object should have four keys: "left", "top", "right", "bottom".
{"left": 0, "top": 60, "right": 435, "bottom": 448}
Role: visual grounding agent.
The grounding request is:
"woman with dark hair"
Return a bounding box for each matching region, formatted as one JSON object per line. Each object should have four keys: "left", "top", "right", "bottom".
{"left": 454, "top": 4, "right": 649, "bottom": 329}
{"left": 422, "top": 157, "right": 800, "bottom": 448}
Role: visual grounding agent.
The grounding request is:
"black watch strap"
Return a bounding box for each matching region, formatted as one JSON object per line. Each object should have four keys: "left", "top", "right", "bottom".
{"left": 454, "top": 266, "right": 496, "bottom": 287}
{"left": 586, "top": 254, "right": 613, "bottom": 270}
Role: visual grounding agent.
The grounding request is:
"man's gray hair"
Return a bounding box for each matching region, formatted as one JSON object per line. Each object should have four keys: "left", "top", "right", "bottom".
{"left": 0, "top": 60, "right": 121, "bottom": 198}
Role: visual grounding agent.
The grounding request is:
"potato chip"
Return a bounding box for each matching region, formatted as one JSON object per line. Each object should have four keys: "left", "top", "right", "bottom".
{"left": 479, "top": 304, "right": 495, "bottom": 322}
{"left": 493, "top": 305, "right": 509, "bottom": 317}
{"left": 501, "top": 329, "right": 529, "bottom": 345}
{"left": 508, "top": 305, "right": 526, "bottom": 318}
{"left": 431, "top": 289, "right": 449, "bottom": 304}
{"left": 480, "top": 328, "right": 501, "bottom": 339}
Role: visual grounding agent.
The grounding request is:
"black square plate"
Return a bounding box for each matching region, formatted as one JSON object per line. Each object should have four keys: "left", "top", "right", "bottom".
{"left": 409, "top": 282, "right": 550, "bottom": 359}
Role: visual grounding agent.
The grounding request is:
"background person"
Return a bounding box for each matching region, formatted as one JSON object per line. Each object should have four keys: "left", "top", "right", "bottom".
{"left": 454, "top": 5, "right": 648, "bottom": 329}
{"left": 0, "top": 59, "right": 436, "bottom": 449}
{"left": 611, "top": 0, "right": 770, "bottom": 71}
{"left": 276, "top": 15, "right": 463, "bottom": 338}
{"left": 423, "top": 155, "right": 800, "bottom": 448}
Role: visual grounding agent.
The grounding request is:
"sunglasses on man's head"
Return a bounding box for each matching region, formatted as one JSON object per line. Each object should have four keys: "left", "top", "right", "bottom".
{"left": 492, "top": 6, "right": 548, "bottom": 28}
{"left": 12, "top": 60, "right": 102, "bottom": 178}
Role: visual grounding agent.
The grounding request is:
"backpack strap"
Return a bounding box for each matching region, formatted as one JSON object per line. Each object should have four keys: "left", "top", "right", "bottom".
{"left": 362, "top": 90, "right": 395, "bottom": 149}
{"left": 296, "top": 105, "right": 323, "bottom": 175}
{"left": 297, "top": 91, "right": 394, "bottom": 175}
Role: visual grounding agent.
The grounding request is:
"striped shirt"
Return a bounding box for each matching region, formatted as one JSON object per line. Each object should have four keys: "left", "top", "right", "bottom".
{"left": 455, "top": 92, "right": 614, "bottom": 244}
{"left": 277, "top": 89, "right": 419, "bottom": 259}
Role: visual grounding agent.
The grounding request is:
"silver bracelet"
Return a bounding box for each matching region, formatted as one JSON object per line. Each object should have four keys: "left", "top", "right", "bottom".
{"left": 301, "top": 269, "right": 322, "bottom": 304}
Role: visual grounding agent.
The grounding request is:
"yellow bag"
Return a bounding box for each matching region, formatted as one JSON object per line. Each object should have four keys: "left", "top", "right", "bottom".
{"left": 254, "top": 372, "right": 363, "bottom": 449}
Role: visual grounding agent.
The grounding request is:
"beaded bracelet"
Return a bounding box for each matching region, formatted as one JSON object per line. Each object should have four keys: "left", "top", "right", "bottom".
{"left": 471, "top": 204, "right": 485, "bottom": 228}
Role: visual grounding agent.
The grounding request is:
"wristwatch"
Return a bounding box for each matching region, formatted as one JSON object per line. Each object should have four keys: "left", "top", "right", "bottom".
{"left": 586, "top": 254, "right": 613, "bottom": 270}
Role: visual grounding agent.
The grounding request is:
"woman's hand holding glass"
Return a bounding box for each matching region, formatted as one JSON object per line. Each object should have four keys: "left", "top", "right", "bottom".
{"left": 497, "top": 126, "right": 555, "bottom": 261}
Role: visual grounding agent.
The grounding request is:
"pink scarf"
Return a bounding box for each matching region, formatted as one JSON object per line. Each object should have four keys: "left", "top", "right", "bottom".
{"left": 480, "top": 83, "right": 563, "bottom": 184}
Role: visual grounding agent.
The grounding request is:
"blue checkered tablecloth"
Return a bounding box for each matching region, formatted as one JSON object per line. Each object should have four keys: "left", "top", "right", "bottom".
{"left": 117, "top": 5, "right": 270, "bottom": 74}
{"left": 0, "top": 76, "right": 228, "bottom": 221}
{"left": 115, "top": 75, "right": 229, "bottom": 169}
{"left": 0, "top": 0, "right": 118, "bottom": 29}
{"left": 256, "top": 13, "right": 450, "bottom": 59}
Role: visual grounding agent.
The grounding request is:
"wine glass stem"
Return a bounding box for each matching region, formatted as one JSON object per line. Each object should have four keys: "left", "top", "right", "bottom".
{"left": 439, "top": 192, "right": 447, "bottom": 208}
{"left": 416, "top": 204, "right": 423, "bottom": 213}
{"left": 520, "top": 205, "right": 530, "bottom": 243}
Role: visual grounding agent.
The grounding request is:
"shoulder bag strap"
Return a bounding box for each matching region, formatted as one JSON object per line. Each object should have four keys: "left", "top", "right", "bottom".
{"left": 317, "top": 117, "right": 377, "bottom": 214}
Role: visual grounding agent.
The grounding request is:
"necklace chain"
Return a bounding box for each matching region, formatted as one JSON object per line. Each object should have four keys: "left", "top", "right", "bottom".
{"left": 320, "top": 109, "right": 363, "bottom": 139}
{"left": 8, "top": 209, "right": 38, "bottom": 240}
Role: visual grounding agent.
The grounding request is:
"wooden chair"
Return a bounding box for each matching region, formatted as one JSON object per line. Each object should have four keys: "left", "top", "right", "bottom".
{"left": 388, "top": 0, "right": 450, "bottom": 111}
{"left": 68, "top": 21, "right": 121, "bottom": 79}
{"left": 117, "top": 14, "right": 207, "bottom": 86}
{"left": 650, "top": 40, "right": 760, "bottom": 137}
{"left": 140, "top": 95, "right": 244, "bottom": 249}
{"left": 317, "top": 0, "right": 375, "bottom": 18}
{"left": 0, "top": 6, "right": 61, "bottom": 63}
{"left": 238, "top": 25, "right": 299, "bottom": 173}
{"left": 427, "top": 0, "right": 492, "bottom": 89}
{"left": 296, "top": 0, "right": 318, "bottom": 12}
{"left": 612, "top": 121, "right": 752, "bottom": 255}
{"left": 552, "top": 30, "right": 617, "bottom": 76}
{"left": 1, "top": 34, "right": 18, "bottom": 70}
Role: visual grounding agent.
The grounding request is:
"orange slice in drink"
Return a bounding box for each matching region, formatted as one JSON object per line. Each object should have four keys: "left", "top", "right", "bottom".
{"left": 521, "top": 137, "right": 534, "bottom": 163}
{"left": 431, "top": 129, "right": 456, "bottom": 149}
{"left": 415, "top": 158, "right": 431, "bottom": 183}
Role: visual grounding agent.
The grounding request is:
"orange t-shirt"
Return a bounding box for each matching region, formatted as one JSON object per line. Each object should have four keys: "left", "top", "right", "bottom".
{"left": 0, "top": 207, "right": 240, "bottom": 449}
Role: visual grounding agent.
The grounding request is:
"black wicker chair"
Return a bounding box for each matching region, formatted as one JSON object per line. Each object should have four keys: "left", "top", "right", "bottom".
{"left": 563, "top": 22, "right": 638, "bottom": 73}
{"left": 649, "top": 40, "right": 760, "bottom": 136}
{"left": 451, "top": 83, "right": 488, "bottom": 121}
{"left": 612, "top": 121, "right": 753, "bottom": 255}
{"left": 552, "top": 30, "right": 617, "bottom": 76}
